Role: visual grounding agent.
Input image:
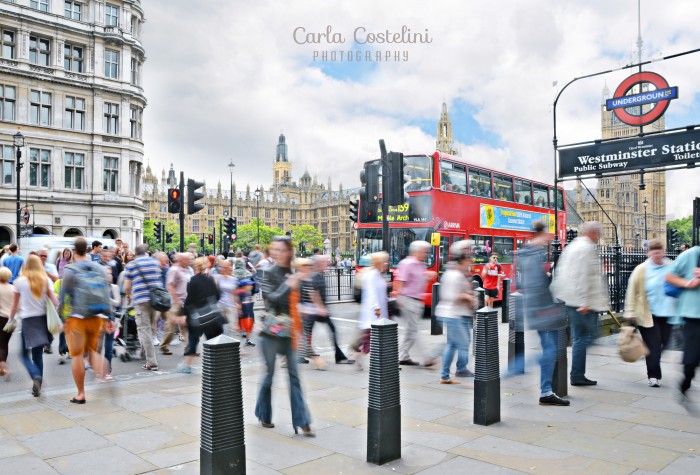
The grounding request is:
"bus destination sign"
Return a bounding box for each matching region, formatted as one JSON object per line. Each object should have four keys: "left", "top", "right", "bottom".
{"left": 480, "top": 204, "right": 555, "bottom": 233}
{"left": 363, "top": 195, "right": 431, "bottom": 224}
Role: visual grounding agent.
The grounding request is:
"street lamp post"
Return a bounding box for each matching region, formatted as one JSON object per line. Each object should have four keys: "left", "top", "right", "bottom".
{"left": 13, "top": 131, "right": 24, "bottom": 241}
{"left": 228, "top": 160, "right": 235, "bottom": 218}
{"left": 254, "top": 187, "right": 261, "bottom": 244}
{"left": 643, "top": 197, "right": 648, "bottom": 241}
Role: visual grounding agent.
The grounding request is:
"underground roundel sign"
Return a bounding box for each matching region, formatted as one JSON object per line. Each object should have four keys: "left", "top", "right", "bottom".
{"left": 605, "top": 71, "right": 678, "bottom": 126}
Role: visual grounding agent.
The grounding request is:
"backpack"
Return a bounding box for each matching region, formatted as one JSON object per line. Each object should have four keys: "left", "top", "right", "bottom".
{"left": 66, "top": 261, "right": 111, "bottom": 317}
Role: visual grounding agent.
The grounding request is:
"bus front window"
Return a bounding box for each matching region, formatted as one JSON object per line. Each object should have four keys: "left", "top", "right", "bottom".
{"left": 404, "top": 155, "right": 432, "bottom": 191}
{"left": 358, "top": 227, "right": 436, "bottom": 268}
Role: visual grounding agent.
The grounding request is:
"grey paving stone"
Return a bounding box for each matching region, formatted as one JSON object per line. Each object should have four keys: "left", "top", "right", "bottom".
{"left": 659, "top": 454, "right": 700, "bottom": 474}
{"left": 112, "top": 391, "right": 186, "bottom": 413}
{"left": 17, "top": 426, "right": 113, "bottom": 459}
{"left": 0, "top": 439, "right": 29, "bottom": 459}
{"left": 415, "top": 455, "right": 525, "bottom": 474}
{"left": 105, "top": 425, "right": 197, "bottom": 454}
{"left": 245, "top": 425, "right": 332, "bottom": 470}
{"left": 402, "top": 429, "right": 476, "bottom": 451}
{"left": 381, "top": 444, "right": 453, "bottom": 474}
{"left": 46, "top": 445, "right": 157, "bottom": 475}
{"left": 139, "top": 441, "right": 199, "bottom": 469}
{"left": 0, "top": 454, "right": 59, "bottom": 474}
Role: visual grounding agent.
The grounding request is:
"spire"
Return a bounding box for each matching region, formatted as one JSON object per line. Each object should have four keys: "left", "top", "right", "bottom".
{"left": 436, "top": 102, "right": 457, "bottom": 155}
{"left": 276, "top": 133, "right": 288, "bottom": 163}
{"left": 166, "top": 164, "right": 177, "bottom": 187}
{"left": 602, "top": 81, "right": 610, "bottom": 103}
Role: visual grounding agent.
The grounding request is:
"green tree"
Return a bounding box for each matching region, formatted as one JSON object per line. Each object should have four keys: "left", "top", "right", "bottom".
{"left": 229, "top": 218, "right": 283, "bottom": 254}
{"left": 290, "top": 224, "right": 323, "bottom": 254}
{"left": 667, "top": 216, "right": 692, "bottom": 247}
{"left": 143, "top": 219, "right": 156, "bottom": 250}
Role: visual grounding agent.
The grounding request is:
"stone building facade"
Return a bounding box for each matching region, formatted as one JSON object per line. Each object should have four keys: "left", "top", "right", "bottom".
{"left": 142, "top": 134, "right": 358, "bottom": 254}
{"left": 573, "top": 84, "right": 666, "bottom": 247}
{"left": 0, "top": 0, "right": 147, "bottom": 247}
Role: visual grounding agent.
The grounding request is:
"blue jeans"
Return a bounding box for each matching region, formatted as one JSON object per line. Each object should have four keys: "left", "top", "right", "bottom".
{"left": 103, "top": 331, "right": 114, "bottom": 367}
{"left": 21, "top": 337, "right": 44, "bottom": 381}
{"left": 568, "top": 306, "right": 597, "bottom": 380}
{"left": 255, "top": 334, "right": 311, "bottom": 428}
{"left": 440, "top": 317, "right": 472, "bottom": 380}
{"left": 58, "top": 332, "right": 69, "bottom": 355}
{"left": 538, "top": 330, "right": 558, "bottom": 396}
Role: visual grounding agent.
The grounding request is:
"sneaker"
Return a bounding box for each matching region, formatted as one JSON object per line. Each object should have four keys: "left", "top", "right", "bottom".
{"left": 570, "top": 377, "right": 597, "bottom": 386}
{"left": 152, "top": 337, "right": 160, "bottom": 346}
{"left": 178, "top": 333, "right": 184, "bottom": 341}
{"left": 142, "top": 363, "right": 158, "bottom": 371}
{"left": 43, "top": 345, "right": 53, "bottom": 354}
{"left": 58, "top": 355, "right": 66, "bottom": 365}
{"left": 648, "top": 378, "right": 660, "bottom": 388}
{"left": 245, "top": 340, "right": 256, "bottom": 347}
{"left": 176, "top": 363, "right": 192, "bottom": 374}
{"left": 539, "top": 394, "right": 570, "bottom": 406}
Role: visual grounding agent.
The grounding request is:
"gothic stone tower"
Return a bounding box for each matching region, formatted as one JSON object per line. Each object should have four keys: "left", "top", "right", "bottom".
{"left": 273, "top": 133, "right": 292, "bottom": 186}
{"left": 436, "top": 102, "right": 457, "bottom": 155}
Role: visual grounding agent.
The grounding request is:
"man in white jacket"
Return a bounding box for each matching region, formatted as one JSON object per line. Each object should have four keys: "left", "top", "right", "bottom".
{"left": 551, "top": 222, "right": 608, "bottom": 386}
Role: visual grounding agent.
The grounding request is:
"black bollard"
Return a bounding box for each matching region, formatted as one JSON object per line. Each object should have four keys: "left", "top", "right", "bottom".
{"left": 507, "top": 292, "right": 525, "bottom": 375}
{"left": 200, "top": 335, "right": 246, "bottom": 475}
{"left": 430, "top": 282, "right": 443, "bottom": 335}
{"left": 551, "top": 305, "right": 569, "bottom": 397}
{"left": 474, "top": 306, "right": 500, "bottom": 425}
{"left": 367, "top": 319, "right": 401, "bottom": 465}
{"left": 501, "top": 279, "right": 511, "bottom": 324}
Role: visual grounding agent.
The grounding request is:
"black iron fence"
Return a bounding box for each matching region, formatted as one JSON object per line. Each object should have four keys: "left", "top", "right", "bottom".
{"left": 254, "top": 267, "right": 357, "bottom": 303}
{"left": 600, "top": 247, "right": 680, "bottom": 312}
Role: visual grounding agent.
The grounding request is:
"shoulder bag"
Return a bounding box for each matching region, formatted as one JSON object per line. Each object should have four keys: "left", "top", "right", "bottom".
{"left": 135, "top": 261, "right": 172, "bottom": 312}
{"left": 664, "top": 252, "right": 700, "bottom": 298}
{"left": 188, "top": 296, "right": 224, "bottom": 329}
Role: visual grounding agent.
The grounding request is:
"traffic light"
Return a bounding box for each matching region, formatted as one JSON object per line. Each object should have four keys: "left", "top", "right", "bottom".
{"left": 359, "top": 161, "right": 379, "bottom": 204}
{"left": 231, "top": 217, "right": 237, "bottom": 237}
{"left": 386, "top": 151, "right": 408, "bottom": 206}
{"left": 154, "top": 221, "right": 162, "bottom": 243}
{"left": 167, "top": 188, "right": 182, "bottom": 214}
{"left": 224, "top": 216, "right": 234, "bottom": 235}
{"left": 208, "top": 233, "right": 214, "bottom": 245}
{"left": 166, "top": 232, "right": 174, "bottom": 243}
{"left": 187, "top": 178, "right": 205, "bottom": 215}
{"left": 669, "top": 229, "right": 679, "bottom": 248}
{"left": 349, "top": 199, "right": 359, "bottom": 222}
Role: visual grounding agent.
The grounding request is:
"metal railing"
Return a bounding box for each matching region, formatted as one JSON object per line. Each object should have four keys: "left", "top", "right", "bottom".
{"left": 600, "top": 247, "right": 679, "bottom": 312}
{"left": 254, "top": 267, "right": 357, "bottom": 304}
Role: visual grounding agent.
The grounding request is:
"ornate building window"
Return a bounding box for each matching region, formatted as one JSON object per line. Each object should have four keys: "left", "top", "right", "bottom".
{"left": 103, "top": 156, "right": 119, "bottom": 192}
{"left": 103, "top": 102, "right": 119, "bottom": 134}
{"left": 265, "top": 209, "right": 271, "bottom": 219}
{"left": 1, "top": 145, "right": 14, "bottom": 185}
{"left": 129, "top": 161, "right": 141, "bottom": 196}
{"left": 332, "top": 222, "right": 338, "bottom": 233}
{"left": 29, "top": 148, "right": 51, "bottom": 188}
{"left": 207, "top": 207, "right": 214, "bottom": 215}
{"left": 30, "top": 0, "right": 49, "bottom": 12}
{"left": 64, "top": 152, "right": 84, "bottom": 190}
{"left": 30, "top": 90, "right": 52, "bottom": 126}
{"left": 64, "top": 43, "right": 83, "bottom": 72}
{"left": 0, "top": 85, "right": 15, "bottom": 121}
{"left": 321, "top": 223, "right": 328, "bottom": 234}
{"left": 65, "top": 96, "right": 85, "bottom": 131}
{"left": 332, "top": 207, "right": 338, "bottom": 217}
{"left": 104, "top": 49, "right": 119, "bottom": 79}
{"left": 130, "top": 58, "right": 140, "bottom": 85}
{"left": 29, "top": 35, "right": 51, "bottom": 66}
{"left": 130, "top": 106, "right": 142, "bottom": 139}
{"left": 105, "top": 4, "right": 119, "bottom": 27}
{"left": 0, "top": 28, "right": 15, "bottom": 59}
{"left": 65, "top": 1, "right": 82, "bottom": 21}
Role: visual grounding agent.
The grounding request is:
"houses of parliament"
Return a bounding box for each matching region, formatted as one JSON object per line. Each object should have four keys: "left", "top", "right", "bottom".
{"left": 142, "top": 134, "right": 358, "bottom": 254}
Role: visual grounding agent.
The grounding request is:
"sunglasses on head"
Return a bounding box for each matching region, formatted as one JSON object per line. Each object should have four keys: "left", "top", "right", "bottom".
{"left": 272, "top": 235, "right": 292, "bottom": 242}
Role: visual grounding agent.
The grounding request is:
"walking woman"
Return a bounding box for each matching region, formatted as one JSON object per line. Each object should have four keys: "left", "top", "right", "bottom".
{"left": 256, "top": 236, "right": 314, "bottom": 436}
{"left": 350, "top": 252, "right": 389, "bottom": 370}
{"left": 214, "top": 259, "right": 238, "bottom": 338}
{"left": 625, "top": 239, "right": 677, "bottom": 387}
{"left": 0, "top": 267, "right": 15, "bottom": 379}
{"left": 7, "top": 255, "right": 59, "bottom": 396}
{"left": 177, "top": 257, "right": 224, "bottom": 373}
{"left": 435, "top": 241, "right": 476, "bottom": 384}
{"left": 56, "top": 248, "right": 72, "bottom": 278}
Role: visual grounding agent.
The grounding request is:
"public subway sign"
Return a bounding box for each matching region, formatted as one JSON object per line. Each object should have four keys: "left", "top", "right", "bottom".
{"left": 479, "top": 204, "right": 555, "bottom": 233}
{"left": 558, "top": 127, "right": 700, "bottom": 179}
{"left": 605, "top": 71, "right": 678, "bottom": 126}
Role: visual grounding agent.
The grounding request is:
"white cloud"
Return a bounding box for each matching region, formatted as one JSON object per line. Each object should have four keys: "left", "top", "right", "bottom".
{"left": 142, "top": 0, "right": 700, "bottom": 218}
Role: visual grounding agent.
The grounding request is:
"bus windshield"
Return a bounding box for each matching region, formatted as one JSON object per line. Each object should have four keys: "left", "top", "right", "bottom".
{"left": 358, "top": 227, "right": 436, "bottom": 268}
{"left": 404, "top": 155, "right": 432, "bottom": 191}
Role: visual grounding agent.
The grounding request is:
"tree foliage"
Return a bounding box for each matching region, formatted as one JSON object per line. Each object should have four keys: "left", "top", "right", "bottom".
{"left": 290, "top": 224, "right": 323, "bottom": 254}
{"left": 667, "top": 216, "right": 692, "bottom": 246}
{"left": 229, "top": 218, "right": 284, "bottom": 254}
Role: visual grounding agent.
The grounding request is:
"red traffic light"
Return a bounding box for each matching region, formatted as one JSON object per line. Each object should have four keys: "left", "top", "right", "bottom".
{"left": 170, "top": 189, "right": 180, "bottom": 199}
{"left": 167, "top": 188, "right": 182, "bottom": 214}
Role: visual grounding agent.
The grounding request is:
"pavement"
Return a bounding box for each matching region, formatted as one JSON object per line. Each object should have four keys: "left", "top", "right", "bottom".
{"left": 1, "top": 304, "right": 700, "bottom": 474}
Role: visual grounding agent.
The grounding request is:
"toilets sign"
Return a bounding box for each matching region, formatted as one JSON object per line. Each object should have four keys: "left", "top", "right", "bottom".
{"left": 605, "top": 71, "right": 678, "bottom": 126}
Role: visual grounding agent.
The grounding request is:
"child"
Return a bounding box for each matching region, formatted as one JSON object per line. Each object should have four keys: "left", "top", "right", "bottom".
{"left": 236, "top": 279, "right": 255, "bottom": 346}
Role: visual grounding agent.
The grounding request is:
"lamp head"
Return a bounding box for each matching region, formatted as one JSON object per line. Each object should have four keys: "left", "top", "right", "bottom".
{"left": 13, "top": 130, "right": 24, "bottom": 148}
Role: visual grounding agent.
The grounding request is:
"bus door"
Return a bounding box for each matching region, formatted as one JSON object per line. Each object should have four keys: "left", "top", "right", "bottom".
{"left": 438, "top": 233, "right": 465, "bottom": 274}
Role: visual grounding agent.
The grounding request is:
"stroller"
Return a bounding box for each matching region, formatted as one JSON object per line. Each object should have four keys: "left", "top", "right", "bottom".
{"left": 114, "top": 306, "right": 140, "bottom": 362}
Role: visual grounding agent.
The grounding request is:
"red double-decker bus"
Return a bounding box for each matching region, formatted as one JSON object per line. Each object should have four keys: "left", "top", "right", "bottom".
{"left": 356, "top": 150, "right": 567, "bottom": 309}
